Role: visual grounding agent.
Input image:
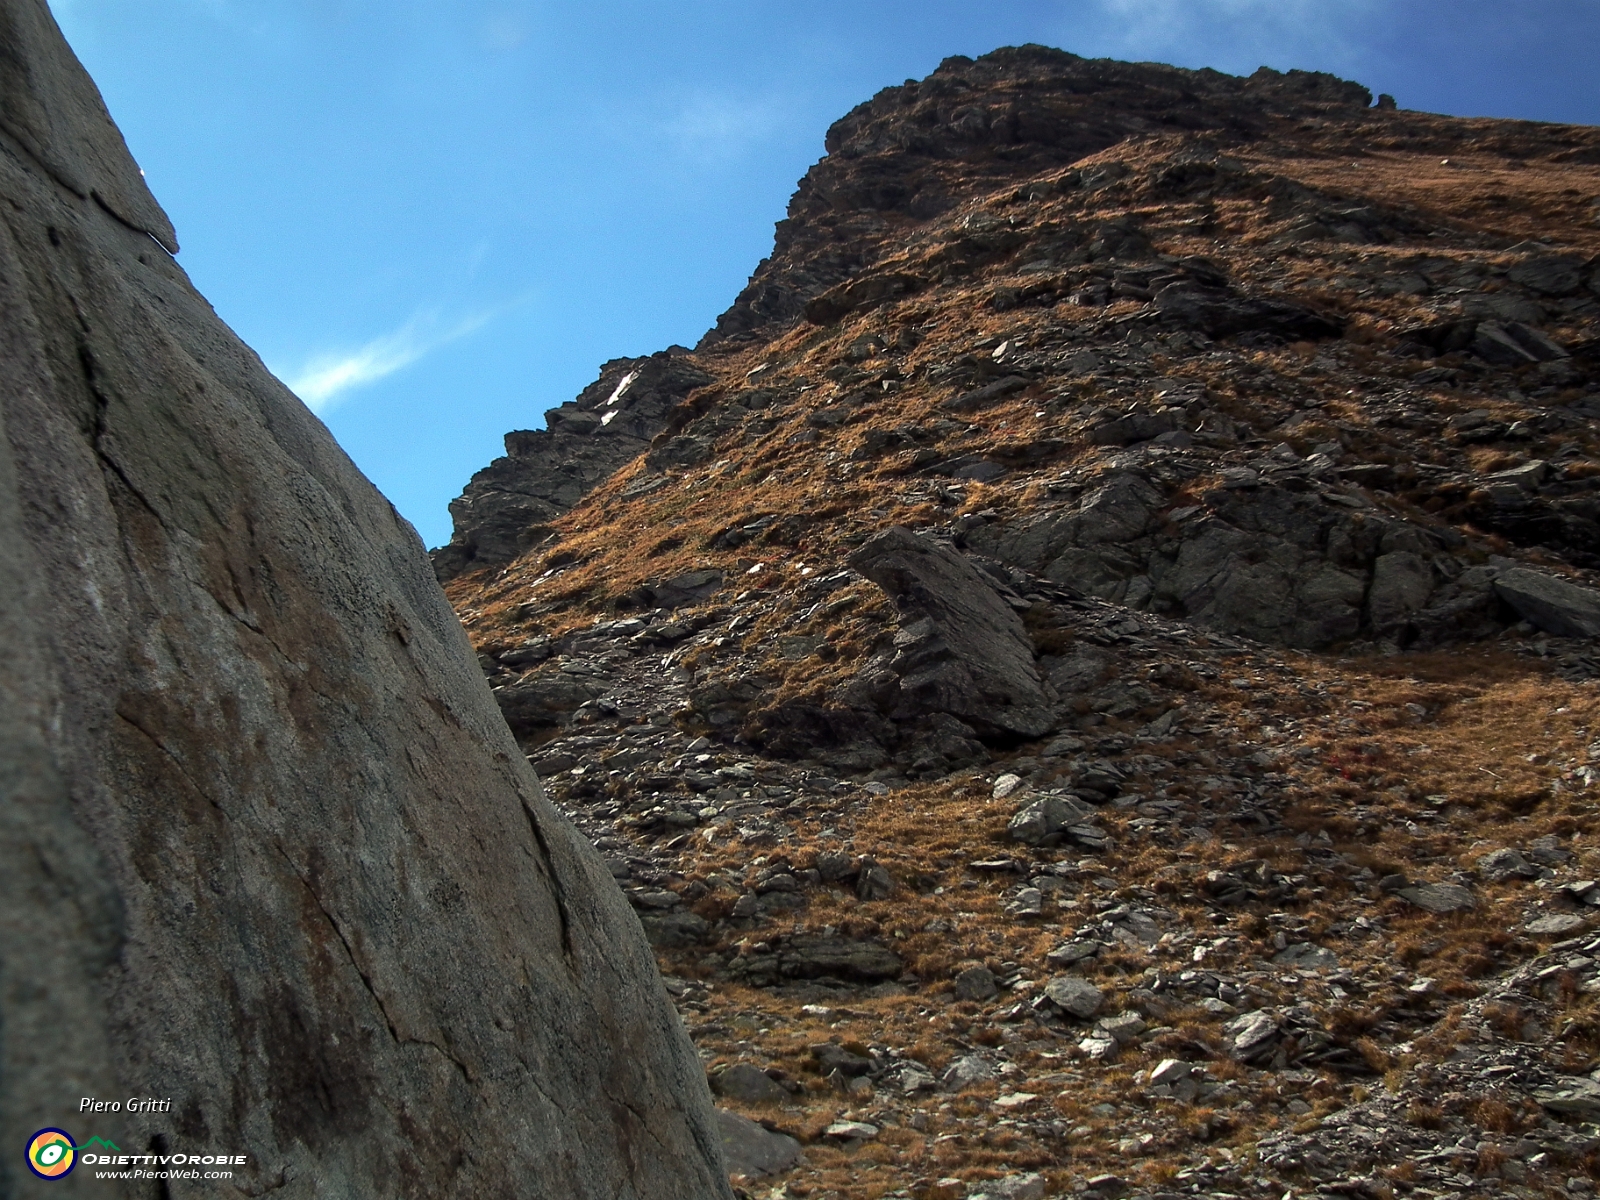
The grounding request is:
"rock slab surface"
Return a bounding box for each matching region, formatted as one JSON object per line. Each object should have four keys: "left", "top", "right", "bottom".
{"left": 0, "top": 4, "right": 730, "bottom": 1196}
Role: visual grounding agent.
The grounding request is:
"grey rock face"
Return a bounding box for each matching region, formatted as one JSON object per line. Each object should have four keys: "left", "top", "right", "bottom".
{"left": 1494, "top": 567, "right": 1600, "bottom": 638}
{"left": 1508, "top": 253, "right": 1586, "bottom": 297}
{"left": 848, "top": 527, "right": 1054, "bottom": 739}
{"left": 1151, "top": 281, "right": 1343, "bottom": 341}
{"left": 432, "top": 350, "right": 713, "bottom": 579}
{"left": 967, "top": 479, "right": 1387, "bottom": 649}
{"left": 0, "top": 5, "right": 731, "bottom": 1196}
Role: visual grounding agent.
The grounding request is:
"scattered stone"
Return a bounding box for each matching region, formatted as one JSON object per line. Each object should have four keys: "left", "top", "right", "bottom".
{"left": 992, "top": 1090, "right": 1038, "bottom": 1109}
{"left": 1046, "top": 940, "right": 1101, "bottom": 967}
{"left": 1227, "top": 1009, "right": 1280, "bottom": 1060}
{"left": 1007, "top": 887, "right": 1045, "bottom": 916}
{"left": 992, "top": 773, "right": 1028, "bottom": 799}
{"left": 810, "top": 1043, "right": 875, "bottom": 1077}
{"left": 1149, "top": 1058, "right": 1197, "bottom": 1087}
{"left": 1079, "top": 1033, "right": 1119, "bottom": 1061}
{"left": 942, "top": 1054, "right": 996, "bottom": 1090}
{"left": 823, "top": 1120, "right": 880, "bottom": 1141}
{"left": 1477, "top": 847, "right": 1541, "bottom": 882}
{"left": 1271, "top": 942, "right": 1340, "bottom": 972}
{"left": 968, "top": 1172, "right": 1046, "bottom": 1200}
{"left": 856, "top": 861, "right": 896, "bottom": 901}
{"left": 1008, "top": 793, "right": 1097, "bottom": 847}
{"left": 1098, "top": 1011, "right": 1148, "bottom": 1044}
{"left": 1530, "top": 833, "right": 1576, "bottom": 865}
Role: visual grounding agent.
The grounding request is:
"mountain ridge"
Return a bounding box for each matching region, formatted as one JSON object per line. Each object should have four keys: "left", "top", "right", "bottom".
{"left": 434, "top": 43, "right": 1600, "bottom": 1199}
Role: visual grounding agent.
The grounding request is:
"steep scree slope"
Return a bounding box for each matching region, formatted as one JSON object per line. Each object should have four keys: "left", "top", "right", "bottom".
{"left": 436, "top": 46, "right": 1600, "bottom": 1200}
{"left": 0, "top": 4, "right": 731, "bottom": 1197}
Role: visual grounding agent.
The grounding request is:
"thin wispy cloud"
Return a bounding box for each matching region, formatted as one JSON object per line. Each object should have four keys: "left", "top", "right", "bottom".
{"left": 663, "top": 93, "right": 784, "bottom": 161}
{"left": 287, "top": 309, "right": 491, "bottom": 414}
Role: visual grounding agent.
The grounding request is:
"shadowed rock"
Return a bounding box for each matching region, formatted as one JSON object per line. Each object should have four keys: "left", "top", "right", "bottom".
{"left": 0, "top": 4, "right": 731, "bottom": 1195}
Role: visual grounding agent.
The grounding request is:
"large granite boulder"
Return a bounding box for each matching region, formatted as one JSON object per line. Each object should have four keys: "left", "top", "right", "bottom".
{"left": 0, "top": 4, "right": 731, "bottom": 1196}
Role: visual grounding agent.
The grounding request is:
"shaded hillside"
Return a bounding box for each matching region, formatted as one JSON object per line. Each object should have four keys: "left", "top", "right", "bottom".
{"left": 438, "top": 45, "right": 1600, "bottom": 1200}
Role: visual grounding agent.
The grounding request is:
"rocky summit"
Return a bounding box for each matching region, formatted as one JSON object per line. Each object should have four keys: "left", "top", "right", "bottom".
{"left": 0, "top": 3, "right": 730, "bottom": 1198}
{"left": 438, "top": 46, "right": 1600, "bottom": 1200}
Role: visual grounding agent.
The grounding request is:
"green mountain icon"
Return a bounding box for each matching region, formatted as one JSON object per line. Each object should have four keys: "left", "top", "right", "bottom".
{"left": 71, "top": 1137, "right": 122, "bottom": 1153}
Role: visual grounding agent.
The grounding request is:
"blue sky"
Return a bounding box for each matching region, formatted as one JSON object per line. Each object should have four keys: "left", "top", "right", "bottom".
{"left": 50, "top": 0, "right": 1600, "bottom": 549}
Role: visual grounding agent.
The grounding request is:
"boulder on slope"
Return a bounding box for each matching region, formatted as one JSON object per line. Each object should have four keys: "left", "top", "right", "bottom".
{"left": 848, "top": 527, "right": 1054, "bottom": 740}
{"left": 0, "top": 5, "right": 730, "bottom": 1195}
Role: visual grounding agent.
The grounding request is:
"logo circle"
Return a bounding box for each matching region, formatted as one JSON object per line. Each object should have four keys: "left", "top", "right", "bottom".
{"left": 27, "top": 1129, "right": 76, "bottom": 1179}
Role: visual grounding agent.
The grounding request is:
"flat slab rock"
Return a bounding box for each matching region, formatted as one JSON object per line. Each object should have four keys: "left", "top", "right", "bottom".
{"left": 0, "top": 5, "right": 731, "bottom": 1195}
{"left": 712, "top": 1063, "right": 790, "bottom": 1104}
{"left": 1396, "top": 883, "right": 1477, "bottom": 913}
{"left": 1495, "top": 567, "right": 1600, "bottom": 639}
{"left": 1527, "top": 912, "right": 1589, "bottom": 936}
{"left": 1271, "top": 942, "right": 1340, "bottom": 972}
{"left": 1534, "top": 1077, "right": 1600, "bottom": 1116}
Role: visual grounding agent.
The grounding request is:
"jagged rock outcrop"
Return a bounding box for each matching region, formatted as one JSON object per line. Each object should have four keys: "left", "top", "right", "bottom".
{"left": 703, "top": 47, "right": 1375, "bottom": 345}
{"left": 432, "top": 349, "right": 712, "bottom": 579}
{"left": 848, "top": 527, "right": 1054, "bottom": 739}
{"left": 0, "top": 5, "right": 731, "bottom": 1196}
